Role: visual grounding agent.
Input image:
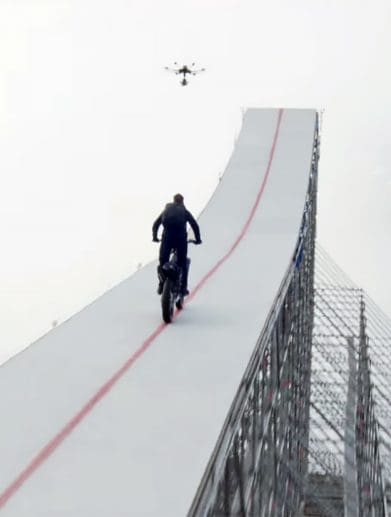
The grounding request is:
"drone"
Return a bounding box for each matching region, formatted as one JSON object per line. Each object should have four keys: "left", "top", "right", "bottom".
{"left": 164, "top": 62, "right": 206, "bottom": 86}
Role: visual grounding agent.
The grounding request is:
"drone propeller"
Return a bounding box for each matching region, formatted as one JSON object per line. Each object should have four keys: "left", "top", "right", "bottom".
{"left": 191, "top": 68, "right": 206, "bottom": 75}
{"left": 164, "top": 66, "right": 180, "bottom": 74}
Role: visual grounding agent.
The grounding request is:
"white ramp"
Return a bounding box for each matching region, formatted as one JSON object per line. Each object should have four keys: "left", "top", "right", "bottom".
{"left": 0, "top": 108, "right": 317, "bottom": 516}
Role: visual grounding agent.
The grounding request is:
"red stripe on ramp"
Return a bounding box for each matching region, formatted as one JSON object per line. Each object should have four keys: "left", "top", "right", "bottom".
{"left": 0, "top": 109, "right": 283, "bottom": 509}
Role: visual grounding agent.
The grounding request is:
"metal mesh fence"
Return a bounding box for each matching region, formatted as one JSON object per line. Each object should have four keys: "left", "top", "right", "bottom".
{"left": 311, "top": 246, "right": 390, "bottom": 516}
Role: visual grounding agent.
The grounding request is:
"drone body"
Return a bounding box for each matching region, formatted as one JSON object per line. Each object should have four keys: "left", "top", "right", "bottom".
{"left": 165, "top": 62, "right": 205, "bottom": 86}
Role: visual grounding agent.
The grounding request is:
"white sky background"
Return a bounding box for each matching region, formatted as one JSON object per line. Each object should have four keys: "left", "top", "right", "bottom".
{"left": 1, "top": 0, "right": 390, "bottom": 363}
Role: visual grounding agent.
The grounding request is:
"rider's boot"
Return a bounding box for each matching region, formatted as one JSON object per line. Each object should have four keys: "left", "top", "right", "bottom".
{"left": 181, "top": 258, "right": 191, "bottom": 296}
{"left": 157, "top": 266, "right": 164, "bottom": 295}
{"left": 180, "top": 282, "right": 189, "bottom": 296}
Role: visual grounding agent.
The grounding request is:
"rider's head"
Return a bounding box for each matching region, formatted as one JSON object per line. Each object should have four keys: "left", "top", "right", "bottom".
{"left": 173, "top": 193, "right": 184, "bottom": 204}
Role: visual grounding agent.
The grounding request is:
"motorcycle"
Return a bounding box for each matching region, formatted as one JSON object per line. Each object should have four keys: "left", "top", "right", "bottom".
{"left": 157, "top": 240, "right": 197, "bottom": 323}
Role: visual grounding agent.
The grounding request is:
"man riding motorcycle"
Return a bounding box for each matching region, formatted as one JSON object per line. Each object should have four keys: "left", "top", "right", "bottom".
{"left": 152, "top": 193, "right": 202, "bottom": 295}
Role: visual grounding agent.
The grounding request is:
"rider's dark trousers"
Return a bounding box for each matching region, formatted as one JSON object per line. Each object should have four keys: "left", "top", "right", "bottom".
{"left": 158, "top": 233, "right": 188, "bottom": 290}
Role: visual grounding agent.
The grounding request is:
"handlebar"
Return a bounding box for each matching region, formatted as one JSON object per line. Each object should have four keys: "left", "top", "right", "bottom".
{"left": 153, "top": 238, "right": 201, "bottom": 244}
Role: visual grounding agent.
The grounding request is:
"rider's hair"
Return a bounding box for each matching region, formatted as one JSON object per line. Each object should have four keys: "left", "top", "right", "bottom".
{"left": 173, "top": 193, "right": 184, "bottom": 204}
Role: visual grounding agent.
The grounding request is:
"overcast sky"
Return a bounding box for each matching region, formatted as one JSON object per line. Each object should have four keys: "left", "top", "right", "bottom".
{"left": 1, "top": 0, "right": 390, "bottom": 363}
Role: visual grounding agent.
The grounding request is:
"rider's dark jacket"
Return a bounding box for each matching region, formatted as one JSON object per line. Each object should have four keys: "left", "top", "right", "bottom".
{"left": 152, "top": 202, "right": 201, "bottom": 244}
{"left": 152, "top": 202, "right": 201, "bottom": 288}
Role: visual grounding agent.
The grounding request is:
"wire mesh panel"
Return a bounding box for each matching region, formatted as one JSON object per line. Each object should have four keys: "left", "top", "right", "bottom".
{"left": 309, "top": 246, "right": 390, "bottom": 516}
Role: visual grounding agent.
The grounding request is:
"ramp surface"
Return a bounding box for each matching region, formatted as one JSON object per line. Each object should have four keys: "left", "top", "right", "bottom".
{"left": 0, "top": 108, "right": 317, "bottom": 516}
